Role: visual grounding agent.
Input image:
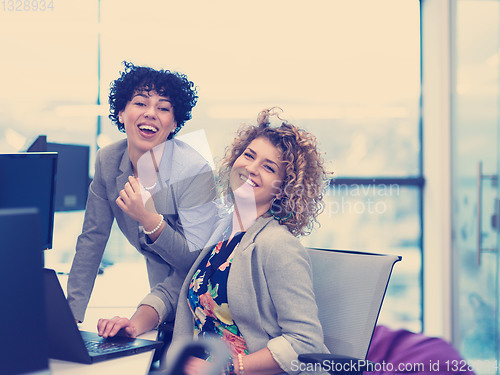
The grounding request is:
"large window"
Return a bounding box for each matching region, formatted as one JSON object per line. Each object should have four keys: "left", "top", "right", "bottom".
{"left": 451, "top": 0, "right": 500, "bottom": 369}
{"left": 0, "top": 0, "right": 422, "bottom": 331}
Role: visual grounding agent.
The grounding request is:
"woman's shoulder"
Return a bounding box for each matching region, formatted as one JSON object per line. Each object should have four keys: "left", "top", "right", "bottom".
{"left": 253, "top": 219, "right": 305, "bottom": 255}
{"left": 97, "top": 138, "right": 127, "bottom": 157}
{"left": 170, "top": 138, "right": 212, "bottom": 170}
{"left": 169, "top": 138, "right": 214, "bottom": 183}
{"left": 251, "top": 220, "right": 312, "bottom": 275}
{"left": 257, "top": 218, "right": 293, "bottom": 238}
{"left": 94, "top": 139, "right": 128, "bottom": 169}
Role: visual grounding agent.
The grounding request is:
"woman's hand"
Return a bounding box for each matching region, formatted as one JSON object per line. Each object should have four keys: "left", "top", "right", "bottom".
{"left": 184, "top": 357, "right": 213, "bottom": 375}
{"left": 97, "top": 316, "right": 138, "bottom": 338}
{"left": 97, "top": 305, "right": 159, "bottom": 339}
{"left": 116, "top": 176, "right": 165, "bottom": 241}
{"left": 116, "top": 176, "right": 156, "bottom": 222}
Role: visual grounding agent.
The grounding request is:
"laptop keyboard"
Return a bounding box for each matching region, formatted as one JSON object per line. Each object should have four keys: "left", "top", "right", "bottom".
{"left": 85, "top": 340, "right": 129, "bottom": 354}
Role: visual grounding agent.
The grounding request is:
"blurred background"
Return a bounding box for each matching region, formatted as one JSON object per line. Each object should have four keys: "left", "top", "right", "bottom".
{"left": 0, "top": 0, "right": 498, "bottom": 372}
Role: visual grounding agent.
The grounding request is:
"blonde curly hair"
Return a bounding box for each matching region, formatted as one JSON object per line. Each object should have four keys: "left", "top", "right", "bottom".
{"left": 219, "top": 107, "right": 328, "bottom": 236}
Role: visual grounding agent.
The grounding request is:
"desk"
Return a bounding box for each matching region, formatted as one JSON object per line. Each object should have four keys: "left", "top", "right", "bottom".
{"left": 49, "top": 350, "right": 154, "bottom": 375}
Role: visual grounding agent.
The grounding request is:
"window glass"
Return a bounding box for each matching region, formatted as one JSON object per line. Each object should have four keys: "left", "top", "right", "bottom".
{"left": 1, "top": 0, "right": 421, "bottom": 331}
{"left": 451, "top": 0, "right": 500, "bottom": 367}
{"left": 0, "top": 2, "right": 98, "bottom": 151}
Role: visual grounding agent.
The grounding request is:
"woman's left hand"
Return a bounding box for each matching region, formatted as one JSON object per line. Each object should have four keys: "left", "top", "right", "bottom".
{"left": 116, "top": 176, "right": 156, "bottom": 222}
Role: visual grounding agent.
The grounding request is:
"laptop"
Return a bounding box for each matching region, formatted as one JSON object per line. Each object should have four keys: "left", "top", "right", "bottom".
{"left": 43, "top": 268, "right": 163, "bottom": 364}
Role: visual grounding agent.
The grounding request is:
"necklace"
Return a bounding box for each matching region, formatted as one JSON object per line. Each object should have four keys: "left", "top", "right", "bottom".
{"left": 142, "top": 181, "right": 158, "bottom": 190}
{"left": 135, "top": 149, "right": 160, "bottom": 190}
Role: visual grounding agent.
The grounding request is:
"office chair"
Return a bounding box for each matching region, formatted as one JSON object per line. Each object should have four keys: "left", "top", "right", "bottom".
{"left": 150, "top": 337, "right": 229, "bottom": 375}
{"left": 298, "top": 248, "right": 401, "bottom": 375}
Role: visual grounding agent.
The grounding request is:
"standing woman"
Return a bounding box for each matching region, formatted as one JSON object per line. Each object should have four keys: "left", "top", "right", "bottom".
{"left": 168, "top": 108, "right": 329, "bottom": 374}
{"left": 68, "top": 62, "right": 216, "bottom": 336}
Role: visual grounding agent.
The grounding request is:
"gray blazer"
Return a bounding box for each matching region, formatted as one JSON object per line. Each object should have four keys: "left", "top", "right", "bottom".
{"left": 67, "top": 138, "right": 216, "bottom": 323}
{"left": 167, "top": 215, "right": 329, "bottom": 374}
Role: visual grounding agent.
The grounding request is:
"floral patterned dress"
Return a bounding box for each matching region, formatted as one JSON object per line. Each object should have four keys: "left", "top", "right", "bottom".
{"left": 187, "top": 231, "right": 249, "bottom": 370}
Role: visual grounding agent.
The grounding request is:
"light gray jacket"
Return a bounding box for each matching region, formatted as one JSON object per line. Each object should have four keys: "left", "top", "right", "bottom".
{"left": 67, "top": 138, "right": 216, "bottom": 323}
{"left": 166, "top": 215, "right": 329, "bottom": 374}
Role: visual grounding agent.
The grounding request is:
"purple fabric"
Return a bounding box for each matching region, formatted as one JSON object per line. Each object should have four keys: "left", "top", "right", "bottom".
{"left": 365, "top": 325, "right": 475, "bottom": 375}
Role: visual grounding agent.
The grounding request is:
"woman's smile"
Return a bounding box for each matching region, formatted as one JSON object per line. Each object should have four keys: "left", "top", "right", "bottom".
{"left": 137, "top": 123, "right": 158, "bottom": 135}
{"left": 230, "top": 137, "right": 285, "bottom": 216}
{"left": 119, "top": 90, "right": 177, "bottom": 159}
{"left": 239, "top": 173, "right": 257, "bottom": 187}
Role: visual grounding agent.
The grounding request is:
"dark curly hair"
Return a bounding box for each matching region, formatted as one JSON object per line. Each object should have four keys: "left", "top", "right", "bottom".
{"left": 108, "top": 61, "right": 198, "bottom": 138}
{"left": 219, "top": 107, "right": 328, "bottom": 237}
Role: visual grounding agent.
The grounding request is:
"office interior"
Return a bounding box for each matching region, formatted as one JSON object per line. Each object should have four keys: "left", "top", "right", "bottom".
{"left": 0, "top": 0, "right": 498, "bottom": 373}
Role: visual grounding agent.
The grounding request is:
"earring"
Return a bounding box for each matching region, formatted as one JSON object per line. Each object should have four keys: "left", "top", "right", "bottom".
{"left": 269, "top": 197, "right": 292, "bottom": 223}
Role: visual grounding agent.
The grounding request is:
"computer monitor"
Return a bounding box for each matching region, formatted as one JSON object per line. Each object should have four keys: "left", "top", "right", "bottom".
{"left": 26, "top": 135, "right": 91, "bottom": 211}
{"left": 0, "top": 153, "right": 57, "bottom": 250}
{"left": 46, "top": 142, "right": 90, "bottom": 211}
{"left": 0, "top": 208, "right": 50, "bottom": 375}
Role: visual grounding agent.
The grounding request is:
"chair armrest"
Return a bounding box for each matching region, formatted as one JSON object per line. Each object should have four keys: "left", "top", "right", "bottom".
{"left": 151, "top": 322, "right": 174, "bottom": 365}
{"left": 298, "top": 353, "right": 373, "bottom": 375}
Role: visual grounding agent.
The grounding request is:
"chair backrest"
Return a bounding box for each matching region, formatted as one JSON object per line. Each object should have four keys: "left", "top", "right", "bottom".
{"left": 308, "top": 248, "right": 401, "bottom": 360}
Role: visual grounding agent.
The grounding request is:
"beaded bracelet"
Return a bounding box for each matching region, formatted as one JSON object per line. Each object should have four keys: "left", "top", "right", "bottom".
{"left": 237, "top": 353, "right": 245, "bottom": 375}
{"left": 143, "top": 214, "right": 164, "bottom": 235}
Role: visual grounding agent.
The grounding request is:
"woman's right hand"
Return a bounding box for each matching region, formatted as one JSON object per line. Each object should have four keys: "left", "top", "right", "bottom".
{"left": 183, "top": 357, "right": 213, "bottom": 375}
{"left": 97, "top": 316, "right": 138, "bottom": 338}
{"left": 116, "top": 176, "right": 155, "bottom": 223}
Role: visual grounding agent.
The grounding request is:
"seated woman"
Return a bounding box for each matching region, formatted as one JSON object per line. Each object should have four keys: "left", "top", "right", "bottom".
{"left": 98, "top": 108, "right": 329, "bottom": 373}
{"left": 167, "top": 108, "right": 330, "bottom": 374}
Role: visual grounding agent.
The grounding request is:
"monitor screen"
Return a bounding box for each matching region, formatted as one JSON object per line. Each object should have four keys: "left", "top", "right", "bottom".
{"left": 0, "top": 153, "right": 57, "bottom": 250}
{"left": 0, "top": 208, "right": 49, "bottom": 374}
{"left": 26, "top": 136, "right": 90, "bottom": 212}
{"left": 46, "top": 142, "right": 90, "bottom": 211}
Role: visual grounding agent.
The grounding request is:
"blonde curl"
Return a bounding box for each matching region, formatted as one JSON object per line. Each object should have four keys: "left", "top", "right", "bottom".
{"left": 218, "top": 107, "right": 329, "bottom": 237}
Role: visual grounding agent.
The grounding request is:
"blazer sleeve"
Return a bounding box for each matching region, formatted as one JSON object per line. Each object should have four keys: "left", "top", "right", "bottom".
{"left": 146, "top": 163, "right": 217, "bottom": 272}
{"left": 261, "top": 233, "right": 327, "bottom": 374}
{"left": 67, "top": 149, "right": 114, "bottom": 322}
{"left": 139, "top": 266, "right": 187, "bottom": 324}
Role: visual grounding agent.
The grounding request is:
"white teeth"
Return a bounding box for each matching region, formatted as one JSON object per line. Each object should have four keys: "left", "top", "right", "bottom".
{"left": 240, "top": 174, "right": 256, "bottom": 187}
{"left": 138, "top": 125, "right": 158, "bottom": 133}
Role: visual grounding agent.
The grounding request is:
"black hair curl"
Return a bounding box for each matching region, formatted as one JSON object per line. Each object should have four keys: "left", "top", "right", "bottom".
{"left": 108, "top": 61, "right": 198, "bottom": 137}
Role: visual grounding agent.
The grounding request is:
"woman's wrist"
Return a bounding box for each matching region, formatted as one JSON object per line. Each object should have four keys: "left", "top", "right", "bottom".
{"left": 143, "top": 213, "right": 164, "bottom": 235}
{"left": 237, "top": 353, "right": 245, "bottom": 375}
{"left": 231, "top": 353, "right": 245, "bottom": 375}
{"left": 130, "top": 304, "right": 160, "bottom": 336}
{"left": 141, "top": 212, "right": 163, "bottom": 234}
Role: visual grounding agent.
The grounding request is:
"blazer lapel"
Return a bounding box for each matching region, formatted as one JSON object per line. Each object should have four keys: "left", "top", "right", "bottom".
{"left": 150, "top": 141, "right": 173, "bottom": 215}
{"left": 237, "top": 216, "right": 275, "bottom": 252}
{"left": 203, "top": 213, "right": 232, "bottom": 249}
{"left": 157, "top": 140, "right": 173, "bottom": 187}
{"left": 116, "top": 149, "right": 140, "bottom": 248}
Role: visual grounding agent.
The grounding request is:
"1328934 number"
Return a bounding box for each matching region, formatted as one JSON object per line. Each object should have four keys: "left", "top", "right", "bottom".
{"left": 2, "top": 0, "right": 54, "bottom": 12}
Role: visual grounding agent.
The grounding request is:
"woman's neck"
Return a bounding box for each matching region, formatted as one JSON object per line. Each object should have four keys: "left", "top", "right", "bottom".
{"left": 230, "top": 197, "right": 270, "bottom": 240}
{"left": 128, "top": 143, "right": 165, "bottom": 176}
